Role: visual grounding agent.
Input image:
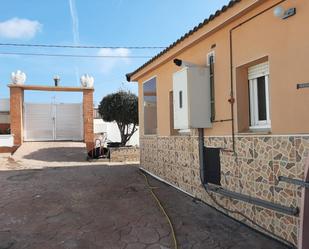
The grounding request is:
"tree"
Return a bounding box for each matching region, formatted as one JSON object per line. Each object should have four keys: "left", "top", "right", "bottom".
{"left": 98, "top": 90, "right": 138, "bottom": 146}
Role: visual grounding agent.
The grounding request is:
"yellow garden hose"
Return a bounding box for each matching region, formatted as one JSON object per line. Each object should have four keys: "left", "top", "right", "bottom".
{"left": 140, "top": 171, "right": 178, "bottom": 249}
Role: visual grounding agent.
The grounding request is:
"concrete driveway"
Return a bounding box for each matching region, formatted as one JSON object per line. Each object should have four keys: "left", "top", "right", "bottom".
{"left": 6, "top": 142, "right": 135, "bottom": 169}
{"left": 9, "top": 142, "right": 88, "bottom": 168}
{"left": 0, "top": 143, "right": 290, "bottom": 249}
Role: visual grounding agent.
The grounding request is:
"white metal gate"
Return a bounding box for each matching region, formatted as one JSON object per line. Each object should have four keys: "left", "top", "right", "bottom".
{"left": 24, "top": 103, "right": 83, "bottom": 141}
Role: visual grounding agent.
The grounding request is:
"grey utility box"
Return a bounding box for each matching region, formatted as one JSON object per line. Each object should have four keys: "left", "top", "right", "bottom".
{"left": 173, "top": 66, "right": 212, "bottom": 130}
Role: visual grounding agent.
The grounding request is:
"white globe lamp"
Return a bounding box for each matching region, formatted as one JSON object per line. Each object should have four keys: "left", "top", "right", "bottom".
{"left": 274, "top": 6, "right": 285, "bottom": 18}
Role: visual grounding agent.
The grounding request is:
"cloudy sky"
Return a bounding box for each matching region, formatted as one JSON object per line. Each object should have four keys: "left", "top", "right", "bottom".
{"left": 0, "top": 0, "right": 230, "bottom": 105}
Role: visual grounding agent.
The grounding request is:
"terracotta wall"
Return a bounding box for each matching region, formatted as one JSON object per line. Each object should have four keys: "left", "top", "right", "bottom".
{"left": 136, "top": 0, "right": 309, "bottom": 137}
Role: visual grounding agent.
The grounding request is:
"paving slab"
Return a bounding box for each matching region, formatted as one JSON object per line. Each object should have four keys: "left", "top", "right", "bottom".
{"left": 148, "top": 175, "right": 292, "bottom": 249}
{"left": 0, "top": 160, "right": 290, "bottom": 249}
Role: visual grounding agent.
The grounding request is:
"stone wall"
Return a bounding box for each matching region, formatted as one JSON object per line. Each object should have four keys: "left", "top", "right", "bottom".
{"left": 140, "top": 134, "right": 309, "bottom": 246}
{"left": 109, "top": 147, "right": 140, "bottom": 162}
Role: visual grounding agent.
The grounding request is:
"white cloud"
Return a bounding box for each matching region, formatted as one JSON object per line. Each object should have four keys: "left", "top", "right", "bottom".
{"left": 68, "top": 0, "right": 79, "bottom": 44}
{"left": 0, "top": 18, "right": 42, "bottom": 39}
{"left": 98, "top": 48, "right": 131, "bottom": 74}
{"left": 68, "top": 0, "right": 80, "bottom": 85}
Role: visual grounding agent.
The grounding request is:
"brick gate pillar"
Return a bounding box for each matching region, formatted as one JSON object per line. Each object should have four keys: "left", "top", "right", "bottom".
{"left": 83, "top": 89, "right": 94, "bottom": 154}
{"left": 9, "top": 86, "right": 24, "bottom": 146}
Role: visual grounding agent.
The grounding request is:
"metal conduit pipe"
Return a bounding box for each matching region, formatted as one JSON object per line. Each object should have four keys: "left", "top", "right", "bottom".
{"left": 205, "top": 184, "right": 299, "bottom": 216}
{"left": 228, "top": 0, "right": 289, "bottom": 154}
{"left": 279, "top": 176, "right": 309, "bottom": 189}
{"left": 198, "top": 128, "right": 205, "bottom": 184}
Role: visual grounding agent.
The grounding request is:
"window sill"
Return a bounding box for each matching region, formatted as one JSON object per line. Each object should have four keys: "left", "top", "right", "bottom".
{"left": 239, "top": 129, "right": 271, "bottom": 136}
{"left": 178, "top": 129, "right": 191, "bottom": 134}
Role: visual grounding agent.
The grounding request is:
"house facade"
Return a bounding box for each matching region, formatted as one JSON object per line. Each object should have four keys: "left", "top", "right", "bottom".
{"left": 127, "top": 0, "right": 309, "bottom": 247}
{"left": 0, "top": 99, "right": 10, "bottom": 133}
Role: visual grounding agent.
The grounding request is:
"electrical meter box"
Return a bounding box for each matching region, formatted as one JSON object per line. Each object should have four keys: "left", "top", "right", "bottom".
{"left": 173, "top": 66, "right": 212, "bottom": 130}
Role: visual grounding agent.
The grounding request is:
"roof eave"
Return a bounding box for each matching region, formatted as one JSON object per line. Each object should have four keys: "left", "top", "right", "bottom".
{"left": 126, "top": 0, "right": 242, "bottom": 82}
{"left": 126, "top": 73, "right": 132, "bottom": 82}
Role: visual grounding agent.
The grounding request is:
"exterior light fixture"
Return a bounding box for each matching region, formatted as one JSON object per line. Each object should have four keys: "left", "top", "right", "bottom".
{"left": 11, "top": 70, "right": 26, "bottom": 85}
{"left": 274, "top": 6, "right": 285, "bottom": 18}
{"left": 274, "top": 6, "right": 296, "bottom": 19}
{"left": 173, "top": 59, "right": 200, "bottom": 68}
{"left": 53, "top": 75, "right": 60, "bottom": 87}
{"left": 80, "top": 74, "right": 94, "bottom": 88}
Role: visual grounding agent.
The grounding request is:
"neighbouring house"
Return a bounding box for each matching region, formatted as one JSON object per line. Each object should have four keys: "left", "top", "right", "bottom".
{"left": 0, "top": 98, "right": 13, "bottom": 151}
{"left": 0, "top": 98, "right": 10, "bottom": 133}
{"left": 93, "top": 107, "right": 139, "bottom": 147}
{"left": 127, "top": 0, "right": 309, "bottom": 247}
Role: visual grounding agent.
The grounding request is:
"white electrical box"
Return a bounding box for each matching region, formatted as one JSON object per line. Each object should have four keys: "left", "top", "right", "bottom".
{"left": 173, "top": 66, "right": 212, "bottom": 130}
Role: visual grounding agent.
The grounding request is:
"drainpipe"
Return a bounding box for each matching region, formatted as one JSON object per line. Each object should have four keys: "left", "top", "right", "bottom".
{"left": 198, "top": 128, "right": 205, "bottom": 184}
{"left": 228, "top": 0, "right": 289, "bottom": 154}
{"left": 198, "top": 0, "right": 299, "bottom": 219}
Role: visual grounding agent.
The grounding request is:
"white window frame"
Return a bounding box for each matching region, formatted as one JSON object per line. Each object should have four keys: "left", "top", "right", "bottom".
{"left": 248, "top": 62, "right": 271, "bottom": 130}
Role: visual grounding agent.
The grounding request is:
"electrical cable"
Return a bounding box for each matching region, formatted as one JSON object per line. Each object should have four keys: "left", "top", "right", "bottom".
{"left": 228, "top": 0, "right": 289, "bottom": 155}
{"left": 0, "top": 43, "right": 166, "bottom": 49}
{"left": 0, "top": 51, "right": 152, "bottom": 59}
{"left": 140, "top": 168, "right": 295, "bottom": 248}
{"left": 203, "top": 188, "right": 296, "bottom": 249}
{"left": 140, "top": 171, "right": 178, "bottom": 249}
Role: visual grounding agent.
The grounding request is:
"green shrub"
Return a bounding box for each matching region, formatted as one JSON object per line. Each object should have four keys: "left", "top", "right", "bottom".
{"left": 99, "top": 90, "right": 138, "bottom": 146}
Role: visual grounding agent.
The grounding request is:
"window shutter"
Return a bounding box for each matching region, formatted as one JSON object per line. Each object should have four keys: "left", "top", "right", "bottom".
{"left": 248, "top": 62, "right": 269, "bottom": 80}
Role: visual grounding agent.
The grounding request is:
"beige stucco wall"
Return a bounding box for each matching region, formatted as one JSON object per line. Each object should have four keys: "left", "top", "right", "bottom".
{"left": 135, "top": 0, "right": 309, "bottom": 137}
